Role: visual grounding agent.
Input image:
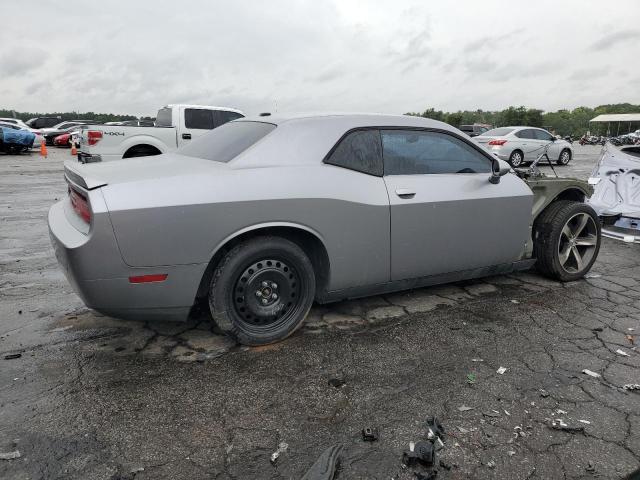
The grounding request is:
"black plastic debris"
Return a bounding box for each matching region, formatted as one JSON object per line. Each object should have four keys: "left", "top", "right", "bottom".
{"left": 362, "top": 427, "right": 379, "bottom": 442}
{"left": 551, "top": 419, "right": 584, "bottom": 433}
{"left": 328, "top": 377, "right": 346, "bottom": 388}
{"left": 3, "top": 353, "right": 21, "bottom": 360}
{"left": 301, "top": 445, "right": 343, "bottom": 480}
{"left": 426, "top": 417, "right": 445, "bottom": 440}
{"left": 415, "top": 471, "right": 438, "bottom": 480}
{"left": 403, "top": 441, "right": 435, "bottom": 467}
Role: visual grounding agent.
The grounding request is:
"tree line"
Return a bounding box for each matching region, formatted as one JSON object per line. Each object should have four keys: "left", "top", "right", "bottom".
{"left": 0, "top": 109, "right": 155, "bottom": 124}
{"left": 407, "top": 103, "right": 640, "bottom": 136}
{"left": 3, "top": 103, "right": 639, "bottom": 136}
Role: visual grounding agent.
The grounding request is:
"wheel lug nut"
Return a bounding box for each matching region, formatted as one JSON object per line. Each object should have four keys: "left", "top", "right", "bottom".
{"left": 271, "top": 293, "right": 278, "bottom": 300}
{"left": 255, "top": 291, "right": 262, "bottom": 297}
{"left": 261, "top": 298, "right": 268, "bottom": 305}
{"left": 261, "top": 281, "right": 269, "bottom": 287}
{"left": 271, "top": 282, "right": 278, "bottom": 289}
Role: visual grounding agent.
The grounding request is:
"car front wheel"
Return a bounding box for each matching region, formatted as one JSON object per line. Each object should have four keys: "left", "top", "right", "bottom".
{"left": 557, "top": 149, "right": 571, "bottom": 166}
{"left": 533, "top": 200, "right": 601, "bottom": 281}
{"left": 209, "top": 236, "right": 316, "bottom": 345}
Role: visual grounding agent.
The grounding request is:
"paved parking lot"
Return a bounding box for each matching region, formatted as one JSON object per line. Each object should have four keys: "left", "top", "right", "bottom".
{"left": 1, "top": 145, "right": 639, "bottom": 479}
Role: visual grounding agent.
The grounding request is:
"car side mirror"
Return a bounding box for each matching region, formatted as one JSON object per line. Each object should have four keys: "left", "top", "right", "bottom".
{"left": 490, "top": 158, "right": 511, "bottom": 184}
{"left": 550, "top": 137, "right": 556, "bottom": 141}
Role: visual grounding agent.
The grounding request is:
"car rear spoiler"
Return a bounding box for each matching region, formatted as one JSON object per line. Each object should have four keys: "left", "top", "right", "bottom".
{"left": 63, "top": 161, "right": 107, "bottom": 190}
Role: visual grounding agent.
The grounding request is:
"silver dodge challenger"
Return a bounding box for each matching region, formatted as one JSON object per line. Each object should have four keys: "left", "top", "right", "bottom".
{"left": 49, "top": 113, "right": 601, "bottom": 345}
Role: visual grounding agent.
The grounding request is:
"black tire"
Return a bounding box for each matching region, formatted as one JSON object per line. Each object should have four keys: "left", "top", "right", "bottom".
{"left": 557, "top": 149, "right": 571, "bottom": 166}
{"left": 533, "top": 201, "right": 601, "bottom": 281}
{"left": 209, "top": 236, "right": 316, "bottom": 345}
{"left": 509, "top": 150, "right": 524, "bottom": 167}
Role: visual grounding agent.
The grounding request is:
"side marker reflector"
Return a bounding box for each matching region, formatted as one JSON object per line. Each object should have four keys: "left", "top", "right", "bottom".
{"left": 129, "top": 274, "right": 168, "bottom": 284}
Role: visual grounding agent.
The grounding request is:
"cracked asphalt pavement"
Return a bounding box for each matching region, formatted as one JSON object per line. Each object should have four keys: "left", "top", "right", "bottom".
{"left": 1, "top": 145, "right": 639, "bottom": 479}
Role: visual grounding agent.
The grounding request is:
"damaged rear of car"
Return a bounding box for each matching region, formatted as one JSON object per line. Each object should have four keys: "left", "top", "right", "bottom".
{"left": 588, "top": 144, "right": 640, "bottom": 243}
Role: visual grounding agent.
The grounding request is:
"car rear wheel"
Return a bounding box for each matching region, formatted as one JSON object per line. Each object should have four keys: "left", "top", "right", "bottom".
{"left": 509, "top": 150, "right": 524, "bottom": 167}
{"left": 533, "top": 200, "right": 601, "bottom": 281}
{"left": 557, "top": 149, "right": 571, "bottom": 166}
{"left": 209, "top": 236, "right": 316, "bottom": 345}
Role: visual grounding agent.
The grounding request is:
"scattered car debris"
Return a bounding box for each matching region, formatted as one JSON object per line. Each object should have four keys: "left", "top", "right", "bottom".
{"left": 582, "top": 369, "right": 601, "bottom": 378}
{"left": 328, "top": 377, "right": 346, "bottom": 388}
{"left": 3, "top": 353, "right": 21, "bottom": 360}
{"left": 426, "top": 417, "right": 445, "bottom": 449}
{"left": 483, "top": 410, "right": 501, "bottom": 418}
{"left": 0, "top": 450, "right": 21, "bottom": 460}
{"left": 507, "top": 450, "right": 516, "bottom": 456}
{"left": 615, "top": 349, "right": 630, "bottom": 357}
{"left": 626, "top": 335, "right": 635, "bottom": 345}
{"left": 623, "top": 384, "right": 640, "bottom": 391}
{"left": 456, "top": 426, "right": 470, "bottom": 434}
{"left": 555, "top": 409, "right": 567, "bottom": 415}
{"left": 591, "top": 327, "right": 603, "bottom": 332}
{"left": 471, "top": 358, "right": 484, "bottom": 362}
{"left": 301, "top": 444, "right": 343, "bottom": 480}
{"left": 585, "top": 273, "right": 601, "bottom": 279}
{"left": 513, "top": 426, "right": 526, "bottom": 438}
{"left": 504, "top": 410, "right": 511, "bottom": 416}
{"left": 496, "top": 366, "right": 507, "bottom": 375}
{"left": 362, "top": 427, "right": 379, "bottom": 442}
{"left": 586, "top": 461, "right": 596, "bottom": 472}
{"left": 458, "top": 405, "right": 474, "bottom": 412}
{"left": 270, "top": 442, "right": 289, "bottom": 464}
{"left": 540, "top": 389, "right": 550, "bottom": 398}
{"left": 579, "top": 420, "right": 591, "bottom": 425}
{"left": 466, "top": 373, "right": 477, "bottom": 384}
{"left": 510, "top": 299, "right": 520, "bottom": 304}
{"left": 487, "top": 460, "right": 496, "bottom": 468}
{"left": 403, "top": 441, "right": 435, "bottom": 467}
{"left": 551, "top": 419, "right": 585, "bottom": 433}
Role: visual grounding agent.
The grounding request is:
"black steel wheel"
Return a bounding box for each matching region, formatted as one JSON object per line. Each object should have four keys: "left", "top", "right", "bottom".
{"left": 209, "top": 236, "right": 315, "bottom": 345}
{"left": 533, "top": 200, "right": 601, "bottom": 281}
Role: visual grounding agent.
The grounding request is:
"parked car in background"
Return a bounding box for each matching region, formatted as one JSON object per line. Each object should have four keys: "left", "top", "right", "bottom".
{"left": 53, "top": 131, "right": 79, "bottom": 147}
{"left": 26, "top": 117, "right": 62, "bottom": 129}
{"left": 0, "top": 121, "right": 44, "bottom": 148}
{"left": 77, "top": 104, "right": 243, "bottom": 162}
{"left": 42, "top": 121, "right": 96, "bottom": 145}
{"left": 459, "top": 124, "right": 491, "bottom": 137}
{"left": 50, "top": 113, "right": 599, "bottom": 346}
{"left": 0, "top": 118, "right": 31, "bottom": 130}
{"left": 0, "top": 124, "right": 36, "bottom": 153}
{"left": 474, "top": 126, "right": 573, "bottom": 167}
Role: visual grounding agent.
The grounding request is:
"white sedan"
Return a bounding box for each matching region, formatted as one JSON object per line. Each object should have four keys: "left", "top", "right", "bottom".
{"left": 474, "top": 127, "right": 573, "bottom": 167}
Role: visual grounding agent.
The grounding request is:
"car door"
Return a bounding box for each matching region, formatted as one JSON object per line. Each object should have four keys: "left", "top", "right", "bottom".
{"left": 533, "top": 129, "right": 559, "bottom": 159}
{"left": 178, "top": 107, "right": 215, "bottom": 147}
{"left": 513, "top": 129, "right": 537, "bottom": 161}
{"left": 381, "top": 129, "right": 533, "bottom": 281}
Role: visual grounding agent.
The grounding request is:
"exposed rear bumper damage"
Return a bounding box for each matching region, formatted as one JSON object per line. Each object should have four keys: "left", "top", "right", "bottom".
{"left": 588, "top": 144, "right": 640, "bottom": 243}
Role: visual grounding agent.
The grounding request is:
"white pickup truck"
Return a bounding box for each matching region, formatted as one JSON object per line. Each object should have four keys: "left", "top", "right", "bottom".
{"left": 77, "top": 104, "right": 244, "bottom": 163}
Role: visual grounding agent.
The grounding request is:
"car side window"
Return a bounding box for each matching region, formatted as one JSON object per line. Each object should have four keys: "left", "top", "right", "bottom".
{"left": 381, "top": 130, "right": 492, "bottom": 175}
{"left": 534, "top": 129, "right": 553, "bottom": 141}
{"left": 515, "top": 129, "right": 532, "bottom": 139}
{"left": 184, "top": 108, "right": 215, "bottom": 129}
{"left": 325, "top": 129, "right": 383, "bottom": 176}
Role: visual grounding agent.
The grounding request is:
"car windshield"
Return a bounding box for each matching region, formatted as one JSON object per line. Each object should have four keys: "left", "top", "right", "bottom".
{"left": 177, "top": 121, "right": 276, "bottom": 162}
{"left": 482, "top": 128, "right": 515, "bottom": 137}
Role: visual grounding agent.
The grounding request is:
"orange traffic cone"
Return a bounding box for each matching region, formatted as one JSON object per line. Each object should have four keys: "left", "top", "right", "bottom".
{"left": 71, "top": 142, "right": 77, "bottom": 155}
{"left": 40, "top": 140, "right": 47, "bottom": 158}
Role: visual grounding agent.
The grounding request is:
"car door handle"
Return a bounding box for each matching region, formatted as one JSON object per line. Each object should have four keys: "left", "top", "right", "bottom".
{"left": 182, "top": 133, "right": 191, "bottom": 140}
{"left": 395, "top": 189, "right": 416, "bottom": 199}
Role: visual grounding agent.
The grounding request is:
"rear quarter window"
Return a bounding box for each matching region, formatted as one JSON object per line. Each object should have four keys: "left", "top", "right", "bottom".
{"left": 177, "top": 121, "right": 276, "bottom": 162}
{"left": 324, "top": 129, "right": 383, "bottom": 176}
{"left": 155, "top": 108, "right": 173, "bottom": 127}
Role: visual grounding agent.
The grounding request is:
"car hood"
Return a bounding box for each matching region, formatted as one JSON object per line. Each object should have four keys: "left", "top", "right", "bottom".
{"left": 64, "top": 153, "right": 228, "bottom": 190}
{"left": 588, "top": 144, "right": 640, "bottom": 217}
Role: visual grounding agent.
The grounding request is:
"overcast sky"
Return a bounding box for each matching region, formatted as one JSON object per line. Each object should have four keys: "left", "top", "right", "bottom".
{"left": 2, "top": 0, "right": 639, "bottom": 117}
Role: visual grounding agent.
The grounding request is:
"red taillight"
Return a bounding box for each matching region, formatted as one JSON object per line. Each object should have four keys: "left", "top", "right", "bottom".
{"left": 69, "top": 187, "right": 91, "bottom": 224}
{"left": 129, "top": 274, "right": 168, "bottom": 284}
{"left": 87, "top": 130, "right": 103, "bottom": 145}
{"left": 488, "top": 139, "right": 507, "bottom": 146}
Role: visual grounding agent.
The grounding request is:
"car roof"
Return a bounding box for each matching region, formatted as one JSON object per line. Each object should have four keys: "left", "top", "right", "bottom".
{"left": 237, "top": 112, "right": 457, "bottom": 131}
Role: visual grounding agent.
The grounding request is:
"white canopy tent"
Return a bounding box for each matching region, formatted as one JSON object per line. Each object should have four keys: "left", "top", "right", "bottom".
{"left": 589, "top": 114, "right": 640, "bottom": 136}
